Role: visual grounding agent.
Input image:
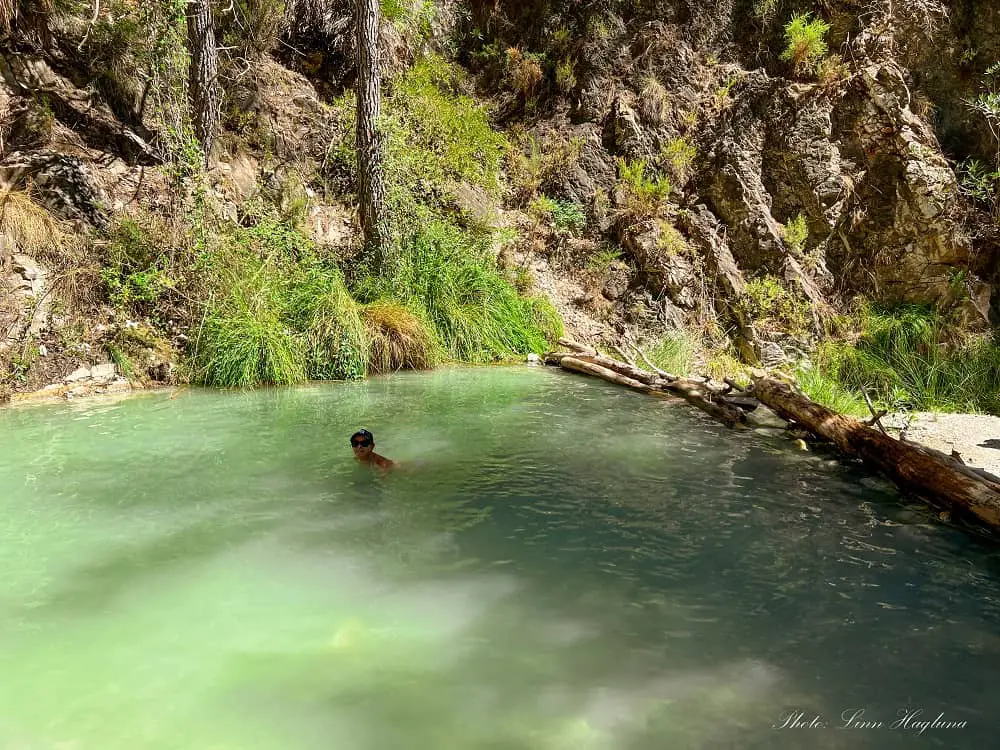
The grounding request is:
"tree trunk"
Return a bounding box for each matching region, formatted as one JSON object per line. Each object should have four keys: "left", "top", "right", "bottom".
{"left": 752, "top": 376, "right": 1000, "bottom": 528}
{"left": 186, "top": 0, "right": 220, "bottom": 167}
{"left": 355, "top": 0, "right": 389, "bottom": 268}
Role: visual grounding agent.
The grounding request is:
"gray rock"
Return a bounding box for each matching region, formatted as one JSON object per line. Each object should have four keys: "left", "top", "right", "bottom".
{"left": 90, "top": 363, "right": 117, "bottom": 383}
{"left": 65, "top": 366, "right": 92, "bottom": 383}
{"left": 601, "top": 260, "right": 631, "bottom": 300}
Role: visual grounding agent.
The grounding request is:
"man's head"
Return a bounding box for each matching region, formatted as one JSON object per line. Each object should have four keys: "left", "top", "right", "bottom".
{"left": 350, "top": 429, "right": 375, "bottom": 459}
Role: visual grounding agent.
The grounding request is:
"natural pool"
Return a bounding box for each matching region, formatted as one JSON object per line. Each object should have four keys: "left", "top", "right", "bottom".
{"left": 1, "top": 366, "right": 999, "bottom": 749}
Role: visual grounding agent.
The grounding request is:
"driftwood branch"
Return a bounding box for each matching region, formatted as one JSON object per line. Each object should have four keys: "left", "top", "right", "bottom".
{"left": 860, "top": 387, "right": 887, "bottom": 434}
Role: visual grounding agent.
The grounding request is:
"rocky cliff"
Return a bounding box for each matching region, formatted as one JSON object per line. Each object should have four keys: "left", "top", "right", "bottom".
{"left": 2, "top": 0, "right": 998, "bottom": 399}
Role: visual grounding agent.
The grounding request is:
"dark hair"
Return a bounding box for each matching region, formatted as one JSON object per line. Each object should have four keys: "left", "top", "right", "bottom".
{"left": 351, "top": 429, "right": 374, "bottom": 443}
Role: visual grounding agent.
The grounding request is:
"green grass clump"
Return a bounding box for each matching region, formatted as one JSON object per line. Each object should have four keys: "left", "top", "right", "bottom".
{"left": 192, "top": 254, "right": 308, "bottom": 388}
{"left": 795, "top": 365, "right": 869, "bottom": 417}
{"left": 812, "top": 303, "right": 1000, "bottom": 415}
{"left": 616, "top": 158, "right": 672, "bottom": 221}
{"left": 354, "top": 219, "right": 562, "bottom": 362}
{"left": 191, "top": 215, "right": 372, "bottom": 387}
{"left": 648, "top": 331, "right": 698, "bottom": 375}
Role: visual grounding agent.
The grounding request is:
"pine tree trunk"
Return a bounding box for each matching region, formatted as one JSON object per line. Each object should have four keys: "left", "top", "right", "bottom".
{"left": 355, "top": 0, "right": 389, "bottom": 269}
{"left": 186, "top": 0, "right": 220, "bottom": 167}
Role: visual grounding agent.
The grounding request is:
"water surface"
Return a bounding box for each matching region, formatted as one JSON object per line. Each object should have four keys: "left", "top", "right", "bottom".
{"left": 2, "top": 366, "right": 999, "bottom": 748}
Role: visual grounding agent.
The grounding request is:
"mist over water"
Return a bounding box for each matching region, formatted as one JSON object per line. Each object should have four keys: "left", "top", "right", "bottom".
{"left": 2, "top": 366, "right": 999, "bottom": 748}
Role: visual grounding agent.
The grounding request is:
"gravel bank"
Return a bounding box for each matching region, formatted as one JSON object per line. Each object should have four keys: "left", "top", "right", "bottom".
{"left": 882, "top": 412, "right": 1000, "bottom": 479}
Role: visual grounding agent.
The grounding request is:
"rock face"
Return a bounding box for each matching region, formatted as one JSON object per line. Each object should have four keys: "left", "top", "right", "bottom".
{"left": 480, "top": 0, "right": 999, "bottom": 345}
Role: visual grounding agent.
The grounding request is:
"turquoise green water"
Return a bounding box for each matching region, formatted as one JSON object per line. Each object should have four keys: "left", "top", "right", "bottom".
{"left": 1, "top": 366, "right": 999, "bottom": 749}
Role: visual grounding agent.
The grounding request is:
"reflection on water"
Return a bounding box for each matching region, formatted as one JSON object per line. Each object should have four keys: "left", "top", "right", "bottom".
{"left": 1, "top": 366, "right": 999, "bottom": 749}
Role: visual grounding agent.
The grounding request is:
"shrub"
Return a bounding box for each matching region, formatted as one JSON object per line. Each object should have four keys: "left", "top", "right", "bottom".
{"left": 508, "top": 133, "right": 584, "bottom": 204}
{"left": 505, "top": 47, "right": 544, "bottom": 98}
{"left": 656, "top": 220, "right": 690, "bottom": 256}
{"left": 780, "top": 13, "right": 831, "bottom": 75}
{"left": 660, "top": 137, "right": 697, "bottom": 183}
{"left": 616, "top": 158, "right": 672, "bottom": 221}
{"left": 330, "top": 55, "right": 509, "bottom": 228}
{"left": 754, "top": 0, "right": 779, "bottom": 22}
{"left": 586, "top": 245, "right": 623, "bottom": 274}
{"left": 816, "top": 54, "right": 849, "bottom": 85}
{"left": 781, "top": 213, "right": 808, "bottom": 254}
{"left": 742, "top": 276, "right": 811, "bottom": 334}
{"left": 555, "top": 58, "right": 577, "bottom": 93}
{"left": 533, "top": 195, "right": 586, "bottom": 234}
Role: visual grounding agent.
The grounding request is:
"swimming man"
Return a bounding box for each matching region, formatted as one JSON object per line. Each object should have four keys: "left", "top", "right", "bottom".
{"left": 350, "top": 429, "right": 395, "bottom": 472}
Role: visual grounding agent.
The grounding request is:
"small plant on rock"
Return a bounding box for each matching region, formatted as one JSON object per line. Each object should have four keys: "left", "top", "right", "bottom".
{"left": 660, "top": 136, "right": 697, "bottom": 183}
{"left": 505, "top": 47, "right": 544, "bottom": 99}
{"left": 781, "top": 213, "right": 808, "bottom": 254}
{"left": 639, "top": 76, "right": 668, "bottom": 125}
{"left": 555, "top": 58, "right": 577, "bottom": 93}
{"left": 616, "top": 158, "right": 672, "bottom": 221}
{"left": 780, "top": 13, "right": 831, "bottom": 75}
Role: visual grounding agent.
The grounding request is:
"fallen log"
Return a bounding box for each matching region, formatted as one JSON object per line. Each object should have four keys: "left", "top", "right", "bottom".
{"left": 557, "top": 337, "right": 597, "bottom": 355}
{"left": 559, "top": 356, "right": 660, "bottom": 395}
{"left": 752, "top": 375, "right": 1000, "bottom": 527}
{"left": 545, "top": 348, "right": 749, "bottom": 427}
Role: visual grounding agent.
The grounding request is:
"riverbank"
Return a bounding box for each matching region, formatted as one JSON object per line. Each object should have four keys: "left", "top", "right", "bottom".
{"left": 882, "top": 412, "right": 1000, "bottom": 480}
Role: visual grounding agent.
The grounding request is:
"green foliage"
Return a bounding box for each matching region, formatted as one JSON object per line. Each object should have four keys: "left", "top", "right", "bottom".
{"left": 84, "top": 0, "right": 190, "bottom": 162}
{"left": 958, "top": 159, "right": 1000, "bottom": 215}
{"left": 193, "top": 256, "right": 308, "bottom": 388}
{"left": 532, "top": 196, "right": 586, "bottom": 234}
{"left": 505, "top": 47, "right": 545, "bottom": 98}
{"left": 555, "top": 57, "right": 577, "bottom": 93}
{"left": 795, "top": 365, "right": 869, "bottom": 418}
{"left": 353, "top": 219, "right": 562, "bottom": 362}
{"left": 815, "top": 54, "right": 849, "bottom": 85}
{"left": 742, "top": 276, "right": 811, "bottom": 334}
{"left": 965, "top": 62, "right": 1000, "bottom": 213}
{"left": 330, "top": 55, "right": 508, "bottom": 229}
{"left": 780, "top": 13, "right": 830, "bottom": 75}
{"left": 100, "top": 216, "right": 175, "bottom": 311}
{"left": 508, "top": 133, "right": 584, "bottom": 204}
{"left": 616, "top": 158, "right": 672, "bottom": 221}
{"left": 380, "top": 0, "right": 407, "bottom": 21}
{"left": 586, "top": 244, "right": 623, "bottom": 274}
{"left": 656, "top": 220, "right": 690, "bottom": 256}
{"left": 713, "top": 74, "right": 740, "bottom": 109}
{"left": 812, "top": 304, "right": 1000, "bottom": 414}
{"left": 754, "top": 0, "right": 780, "bottom": 22}
{"left": 660, "top": 137, "right": 697, "bottom": 183}
{"left": 218, "top": 0, "right": 285, "bottom": 62}
{"left": 782, "top": 213, "right": 808, "bottom": 254}
{"left": 380, "top": 0, "right": 436, "bottom": 40}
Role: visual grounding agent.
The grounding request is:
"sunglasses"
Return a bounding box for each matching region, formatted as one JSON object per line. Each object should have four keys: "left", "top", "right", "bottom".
{"left": 351, "top": 440, "right": 372, "bottom": 448}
